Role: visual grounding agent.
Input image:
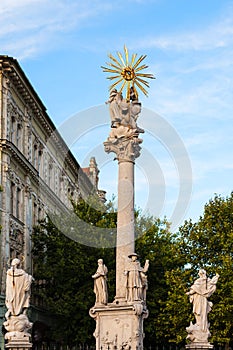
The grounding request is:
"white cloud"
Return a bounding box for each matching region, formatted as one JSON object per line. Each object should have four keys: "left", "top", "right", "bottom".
{"left": 0, "top": 0, "right": 114, "bottom": 59}
{"left": 136, "top": 7, "right": 233, "bottom": 52}
{"left": 0, "top": 0, "right": 42, "bottom": 12}
{"left": 147, "top": 59, "right": 233, "bottom": 123}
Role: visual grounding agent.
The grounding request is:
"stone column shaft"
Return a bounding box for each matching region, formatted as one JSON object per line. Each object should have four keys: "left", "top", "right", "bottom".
{"left": 116, "top": 159, "right": 135, "bottom": 300}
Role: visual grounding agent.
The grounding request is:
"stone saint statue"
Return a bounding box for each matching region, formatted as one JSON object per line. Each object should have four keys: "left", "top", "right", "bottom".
{"left": 5, "top": 258, "right": 33, "bottom": 319}
{"left": 186, "top": 269, "right": 219, "bottom": 343}
{"left": 4, "top": 258, "right": 33, "bottom": 340}
{"left": 124, "top": 253, "right": 149, "bottom": 302}
{"left": 92, "top": 259, "right": 108, "bottom": 305}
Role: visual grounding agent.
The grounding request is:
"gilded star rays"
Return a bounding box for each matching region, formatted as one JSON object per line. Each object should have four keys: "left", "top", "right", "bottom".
{"left": 101, "top": 46, "right": 155, "bottom": 101}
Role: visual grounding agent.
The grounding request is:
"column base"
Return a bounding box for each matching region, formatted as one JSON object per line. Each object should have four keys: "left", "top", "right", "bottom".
{"left": 186, "top": 343, "right": 214, "bottom": 350}
{"left": 5, "top": 336, "right": 32, "bottom": 350}
{"left": 90, "top": 301, "right": 148, "bottom": 349}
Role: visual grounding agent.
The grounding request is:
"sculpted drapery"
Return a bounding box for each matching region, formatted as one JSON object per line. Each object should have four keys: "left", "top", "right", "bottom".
{"left": 5, "top": 258, "right": 33, "bottom": 319}
{"left": 124, "top": 253, "right": 149, "bottom": 302}
{"left": 92, "top": 259, "right": 108, "bottom": 305}
{"left": 187, "top": 269, "right": 219, "bottom": 332}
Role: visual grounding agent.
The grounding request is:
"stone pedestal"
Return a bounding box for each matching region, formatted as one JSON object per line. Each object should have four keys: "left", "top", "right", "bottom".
{"left": 4, "top": 314, "right": 32, "bottom": 350}
{"left": 185, "top": 325, "right": 214, "bottom": 350}
{"left": 90, "top": 302, "right": 148, "bottom": 349}
{"left": 5, "top": 336, "right": 32, "bottom": 350}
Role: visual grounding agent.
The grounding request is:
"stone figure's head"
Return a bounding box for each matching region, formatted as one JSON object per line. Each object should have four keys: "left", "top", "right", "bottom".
{"left": 98, "top": 259, "right": 103, "bottom": 265}
{"left": 121, "top": 100, "right": 129, "bottom": 113}
{"left": 11, "top": 258, "right": 20, "bottom": 268}
{"left": 128, "top": 253, "right": 138, "bottom": 262}
{"left": 131, "top": 102, "right": 141, "bottom": 115}
{"left": 109, "top": 89, "right": 118, "bottom": 102}
{"left": 198, "top": 269, "right": 207, "bottom": 278}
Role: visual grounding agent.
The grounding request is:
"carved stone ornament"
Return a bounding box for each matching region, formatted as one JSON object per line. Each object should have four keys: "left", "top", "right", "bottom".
{"left": 89, "top": 302, "right": 148, "bottom": 350}
{"left": 9, "top": 220, "right": 24, "bottom": 257}
{"left": 104, "top": 134, "right": 143, "bottom": 163}
{"left": 7, "top": 97, "right": 24, "bottom": 139}
{"left": 4, "top": 314, "right": 32, "bottom": 340}
{"left": 104, "top": 87, "right": 144, "bottom": 163}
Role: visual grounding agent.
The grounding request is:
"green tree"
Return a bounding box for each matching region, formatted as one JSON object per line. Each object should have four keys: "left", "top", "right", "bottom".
{"left": 135, "top": 213, "right": 185, "bottom": 347}
{"left": 32, "top": 201, "right": 181, "bottom": 347}
{"left": 32, "top": 198, "right": 116, "bottom": 346}
{"left": 161, "top": 193, "right": 233, "bottom": 347}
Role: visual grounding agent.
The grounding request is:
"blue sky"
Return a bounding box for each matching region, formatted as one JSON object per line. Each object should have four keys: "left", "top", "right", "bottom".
{"left": 1, "top": 0, "right": 233, "bottom": 230}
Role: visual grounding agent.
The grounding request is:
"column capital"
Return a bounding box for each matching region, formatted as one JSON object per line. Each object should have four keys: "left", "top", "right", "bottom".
{"left": 104, "top": 128, "right": 143, "bottom": 163}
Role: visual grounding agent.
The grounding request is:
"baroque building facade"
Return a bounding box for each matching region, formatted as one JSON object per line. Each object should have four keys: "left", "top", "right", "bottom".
{"left": 0, "top": 55, "right": 105, "bottom": 346}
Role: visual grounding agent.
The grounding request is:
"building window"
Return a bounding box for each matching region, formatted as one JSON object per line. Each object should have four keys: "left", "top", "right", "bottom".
{"left": 10, "top": 116, "right": 16, "bottom": 143}
{"left": 16, "top": 187, "right": 21, "bottom": 220}
{"left": 38, "top": 206, "right": 43, "bottom": 221}
{"left": 10, "top": 182, "right": 15, "bottom": 215}
{"left": 33, "top": 144, "right": 38, "bottom": 169}
{"left": 33, "top": 202, "right": 38, "bottom": 226}
{"left": 38, "top": 149, "right": 43, "bottom": 172}
{"left": 10, "top": 182, "right": 22, "bottom": 221}
{"left": 16, "top": 123, "right": 22, "bottom": 150}
{"left": 48, "top": 161, "right": 53, "bottom": 188}
{"left": 27, "top": 127, "right": 32, "bottom": 162}
{"left": 43, "top": 153, "right": 47, "bottom": 182}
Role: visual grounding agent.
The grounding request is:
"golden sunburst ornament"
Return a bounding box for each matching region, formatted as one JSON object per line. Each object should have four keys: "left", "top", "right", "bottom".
{"left": 101, "top": 45, "right": 155, "bottom": 101}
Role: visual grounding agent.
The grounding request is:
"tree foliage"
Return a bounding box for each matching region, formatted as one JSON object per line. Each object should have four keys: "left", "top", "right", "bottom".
{"left": 135, "top": 214, "right": 185, "bottom": 347}
{"left": 32, "top": 202, "right": 180, "bottom": 346}
{"left": 32, "top": 193, "right": 233, "bottom": 347}
{"left": 32, "top": 198, "right": 116, "bottom": 345}
{"left": 161, "top": 193, "right": 233, "bottom": 345}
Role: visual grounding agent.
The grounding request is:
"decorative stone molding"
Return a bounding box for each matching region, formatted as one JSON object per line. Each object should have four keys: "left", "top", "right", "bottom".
{"left": 4, "top": 315, "right": 32, "bottom": 341}
{"left": 24, "top": 177, "right": 32, "bottom": 196}
{"left": 7, "top": 169, "right": 24, "bottom": 189}
{"left": 6, "top": 97, "right": 24, "bottom": 140}
{"left": 104, "top": 133, "right": 143, "bottom": 163}
{"left": 9, "top": 219, "right": 24, "bottom": 260}
{"left": 104, "top": 88, "right": 144, "bottom": 163}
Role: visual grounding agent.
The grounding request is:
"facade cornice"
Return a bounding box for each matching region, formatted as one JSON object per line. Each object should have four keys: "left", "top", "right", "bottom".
{"left": 0, "top": 139, "right": 39, "bottom": 183}
{"left": 38, "top": 178, "right": 71, "bottom": 214}
{"left": 0, "top": 55, "right": 95, "bottom": 195}
{"left": 0, "top": 139, "right": 76, "bottom": 214}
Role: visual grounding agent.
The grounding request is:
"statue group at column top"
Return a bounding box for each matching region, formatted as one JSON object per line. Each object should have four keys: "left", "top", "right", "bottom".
{"left": 106, "top": 87, "right": 143, "bottom": 132}
{"left": 102, "top": 46, "right": 156, "bottom": 162}
{"left": 104, "top": 88, "right": 144, "bottom": 161}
